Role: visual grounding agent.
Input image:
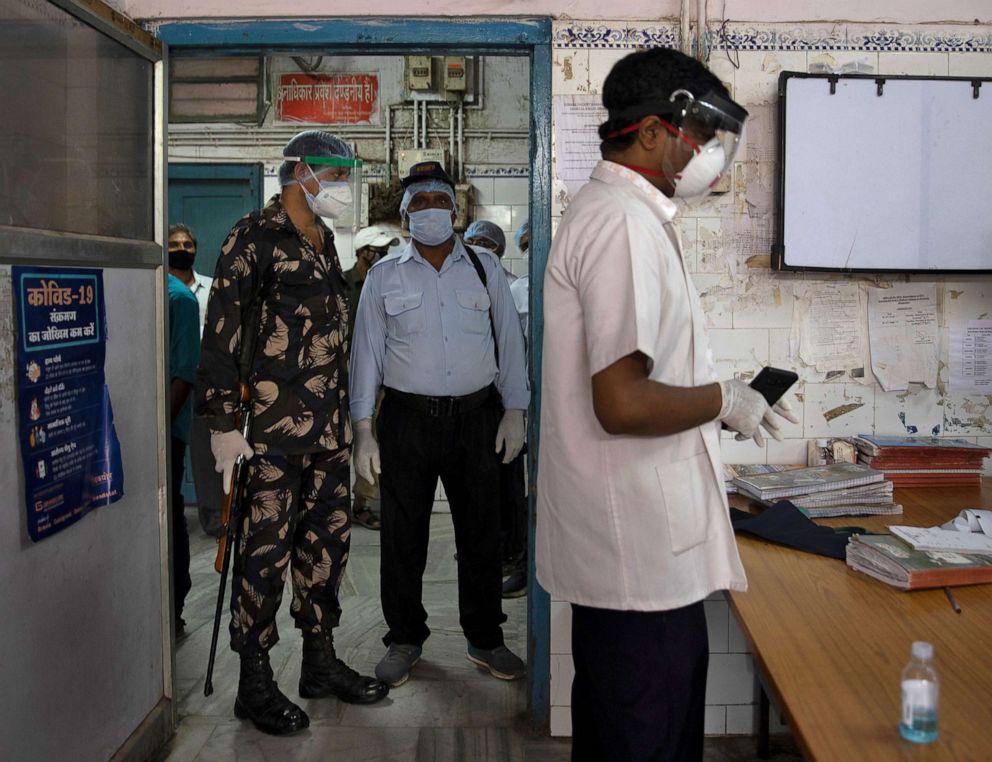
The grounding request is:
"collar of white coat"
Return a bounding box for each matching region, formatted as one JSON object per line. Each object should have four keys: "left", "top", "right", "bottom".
{"left": 592, "top": 160, "right": 679, "bottom": 223}
{"left": 398, "top": 236, "right": 471, "bottom": 266}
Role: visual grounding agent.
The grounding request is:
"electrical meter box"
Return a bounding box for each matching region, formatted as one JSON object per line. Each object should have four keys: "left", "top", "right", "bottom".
{"left": 397, "top": 148, "right": 446, "bottom": 178}
{"left": 407, "top": 56, "right": 432, "bottom": 90}
{"left": 443, "top": 57, "right": 467, "bottom": 91}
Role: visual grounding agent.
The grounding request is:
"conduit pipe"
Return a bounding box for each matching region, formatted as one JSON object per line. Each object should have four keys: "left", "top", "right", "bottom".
{"left": 696, "top": 0, "right": 707, "bottom": 62}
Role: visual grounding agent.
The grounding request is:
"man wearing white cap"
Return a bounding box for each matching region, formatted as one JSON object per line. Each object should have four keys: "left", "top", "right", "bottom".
{"left": 344, "top": 225, "right": 401, "bottom": 529}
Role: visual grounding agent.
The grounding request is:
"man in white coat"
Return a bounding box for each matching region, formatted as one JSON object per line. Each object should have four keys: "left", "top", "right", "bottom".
{"left": 536, "top": 48, "right": 797, "bottom": 762}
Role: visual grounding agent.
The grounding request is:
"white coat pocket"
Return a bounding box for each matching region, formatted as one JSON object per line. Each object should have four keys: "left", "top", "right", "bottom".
{"left": 656, "top": 452, "right": 717, "bottom": 554}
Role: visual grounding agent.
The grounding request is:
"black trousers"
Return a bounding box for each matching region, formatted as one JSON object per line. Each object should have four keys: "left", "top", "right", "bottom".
{"left": 377, "top": 390, "right": 507, "bottom": 650}
{"left": 571, "top": 602, "right": 708, "bottom": 762}
{"left": 499, "top": 446, "right": 528, "bottom": 564}
{"left": 170, "top": 436, "right": 192, "bottom": 620}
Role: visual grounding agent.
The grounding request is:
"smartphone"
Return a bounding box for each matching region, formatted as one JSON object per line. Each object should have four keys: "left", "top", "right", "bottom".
{"left": 748, "top": 366, "right": 799, "bottom": 406}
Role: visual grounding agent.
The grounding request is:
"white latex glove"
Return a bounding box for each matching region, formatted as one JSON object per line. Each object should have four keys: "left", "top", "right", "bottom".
{"left": 210, "top": 429, "right": 254, "bottom": 495}
{"left": 717, "top": 379, "right": 788, "bottom": 447}
{"left": 495, "top": 409, "right": 525, "bottom": 464}
{"left": 353, "top": 418, "right": 381, "bottom": 484}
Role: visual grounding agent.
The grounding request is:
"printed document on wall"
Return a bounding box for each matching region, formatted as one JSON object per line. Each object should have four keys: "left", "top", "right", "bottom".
{"left": 949, "top": 319, "right": 992, "bottom": 393}
{"left": 553, "top": 94, "right": 608, "bottom": 201}
{"left": 867, "top": 283, "right": 938, "bottom": 392}
{"left": 792, "top": 282, "right": 867, "bottom": 373}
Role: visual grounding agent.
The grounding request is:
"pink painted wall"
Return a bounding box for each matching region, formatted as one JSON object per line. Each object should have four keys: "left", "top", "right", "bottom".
{"left": 125, "top": 0, "right": 992, "bottom": 24}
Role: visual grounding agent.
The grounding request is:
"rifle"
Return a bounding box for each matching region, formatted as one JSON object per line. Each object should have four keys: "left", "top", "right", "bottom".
{"left": 204, "top": 300, "right": 260, "bottom": 697}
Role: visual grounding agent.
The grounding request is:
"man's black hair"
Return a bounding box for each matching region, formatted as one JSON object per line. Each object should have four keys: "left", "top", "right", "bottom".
{"left": 598, "top": 48, "right": 729, "bottom": 153}
{"left": 168, "top": 222, "right": 197, "bottom": 248}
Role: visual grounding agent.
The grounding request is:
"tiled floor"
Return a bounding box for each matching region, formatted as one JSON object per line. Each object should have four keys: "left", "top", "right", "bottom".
{"left": 159, "top": 508, "right": 803, "bottom": 761}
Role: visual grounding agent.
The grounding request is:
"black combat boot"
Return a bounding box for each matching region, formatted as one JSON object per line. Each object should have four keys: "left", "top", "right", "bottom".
{"left": 234, "top": 649, "right": 310, "bottom": 735}
{"left": 299, "top": 629, "right": 389, "bottom": 704}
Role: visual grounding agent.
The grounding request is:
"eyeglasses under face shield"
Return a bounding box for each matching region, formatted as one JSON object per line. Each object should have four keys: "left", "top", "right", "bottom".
{"left": 284, "top": 154, "right": 365, "bottom": 230}
{"left": 604, "top": 89, "right": 748, "bottom": 197}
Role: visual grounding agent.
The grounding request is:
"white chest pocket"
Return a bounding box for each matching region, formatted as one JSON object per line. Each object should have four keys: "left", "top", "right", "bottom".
{"left": 455, "top": 288, "right": 491, "bottom": 335}
{"left": 384, "top": 291, "right": 424, "bottom": 338}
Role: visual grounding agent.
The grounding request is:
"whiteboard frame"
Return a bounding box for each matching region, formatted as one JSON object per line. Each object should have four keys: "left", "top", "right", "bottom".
{"left": 774, "top": 71, "right": 992, "bottom": 274}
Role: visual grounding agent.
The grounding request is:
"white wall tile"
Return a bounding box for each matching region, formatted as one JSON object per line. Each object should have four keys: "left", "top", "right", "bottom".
{"left": 470, "top": 177, "right": 495, "bottom": 205}
{"left": 872, "top": 386, "right": 942, "bottom": 437}
{"left": 704, "top": 705, "right": 727, "bottom": 735}
{"left": 766, "top": 437, "right": 807, "bottom": 466}
{"left": 708, "top": 328, "right": 769, "bottom": 379}
{"left": 694, "top": 274, "right": 734, "bottom": 329}
{"left": 553, "top": 49, "right": 591, "bottom": 96}
{"left": 697, "top": 217, "right": 729, "bottom": 274}
{"left": 472, "top": 204, "right": 512, "bottom": 229}
{"left": 728, "top": 611, "right": 751, "bottom": 654}
{"left": 550, "top": 654, "right": 575, "bottom": 706}
{"left": 510, "top": 204, "right": 530, "bottom": 235}
{"left": 943, "top": 394, "right": 992, "bottom": 435}
{"left": 494, "top": 177, "right": 529, "bottom": 206}
{"left": 949, "top": 53, "right": 992, "bottom": 77}
{"left": 587, "top": 49, "right": 624, "bottom": 95}
{"left": 550, "top": 600, "right": 572, "bottom": 655}
{"left": 802, "top": 382, "right": 876, "bottom": 438}
{"left": 734, "top": 50, "right": 808, "bottom": 106}
{"left": 705, "top": 653, "right": 756, "bottom": 705}
{"left": 720, "top": 433, "right": 767, "bottom": 465}
{"left": 878, "top": 52, "right": 949, "bottom": 76}
{"left": 726, "top": 704, "right": 757, "bottom": 735}
{"left": 732, "top": 276, "right": 796, "bottom": 330}
{"left": 705, "top": 599, "right": 730, "bottom": 654}
{"left": 808, "top": 50, "right": 878, "bottom": 74}
{"left": 551, "top": 706, "right": 573, "bottom": 737}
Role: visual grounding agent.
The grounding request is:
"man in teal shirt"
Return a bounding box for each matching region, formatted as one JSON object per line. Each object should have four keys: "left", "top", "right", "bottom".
{"left": 168, "top": 273, "right": 200, "bottom": 636}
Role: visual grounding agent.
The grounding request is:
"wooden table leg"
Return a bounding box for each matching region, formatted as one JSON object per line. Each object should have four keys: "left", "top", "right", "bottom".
{"left": 758, "top": 682, "right": 770, "bottom": 758}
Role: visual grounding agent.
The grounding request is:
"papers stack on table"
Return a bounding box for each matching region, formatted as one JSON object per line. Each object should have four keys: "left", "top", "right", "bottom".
{"left": 853, "top": 435, "right": 990, "bottom": 488}
{"left": 732, "top": 462, "right": 901, "bottom": 518}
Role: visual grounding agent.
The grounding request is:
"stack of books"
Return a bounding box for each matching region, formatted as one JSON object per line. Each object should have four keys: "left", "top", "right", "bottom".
{"left": 847, "top": 533, "right": 992, "bottom": 590}
{"left": 731, "top": 462, "right": 900, "bottom": 518}
{"left": 852, "top": 435, "right": 990, "bottom": 488}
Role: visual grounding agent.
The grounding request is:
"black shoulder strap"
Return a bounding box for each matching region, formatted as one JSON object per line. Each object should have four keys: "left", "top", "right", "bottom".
{"left": 463, "top": 247, "right": 500, "bottom": 370}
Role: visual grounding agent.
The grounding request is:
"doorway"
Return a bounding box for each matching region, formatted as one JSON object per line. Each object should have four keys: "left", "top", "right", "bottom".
{"left": 158, "top": 17, "right": 553, "bottom": 740}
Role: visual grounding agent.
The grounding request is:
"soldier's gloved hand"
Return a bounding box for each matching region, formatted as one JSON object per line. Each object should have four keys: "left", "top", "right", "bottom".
{"left": 717, "top": 379, "right": 793, "bottom": 447}
{"left": 353, "top": 418, "right": 381, "bottom": 483}
{"left": 210, "top": 429, "right": 253, "bottom": 495}
{"left": 495, "top": 409, "right": 525, "bottom": 464}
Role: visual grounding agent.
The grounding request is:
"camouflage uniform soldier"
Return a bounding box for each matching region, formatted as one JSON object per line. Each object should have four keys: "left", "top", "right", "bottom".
{"left": 196, "top": 130, "right": 388, "bottom": 736}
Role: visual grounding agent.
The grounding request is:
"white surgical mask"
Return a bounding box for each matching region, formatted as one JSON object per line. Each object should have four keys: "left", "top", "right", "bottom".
{"left": 673, "top": 138, "right": 727, "bottom": 199}
{"left": 408, "top": 208, "right": 454, "bottom": 246}
{"left": 302, "top": 167, "right": 354, "bottom": 219}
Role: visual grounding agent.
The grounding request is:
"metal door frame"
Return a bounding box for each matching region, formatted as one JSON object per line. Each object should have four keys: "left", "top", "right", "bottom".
{"left": 156, "top": 16, "right": 554, "bottom": 730}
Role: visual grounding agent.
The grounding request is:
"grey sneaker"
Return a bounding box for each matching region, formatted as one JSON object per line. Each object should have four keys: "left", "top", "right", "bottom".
{"left": 466, "top": 644, "right": 526, "bottom": 680}
{"left": 375, "top": 643, "right": 422, "bottom": 687}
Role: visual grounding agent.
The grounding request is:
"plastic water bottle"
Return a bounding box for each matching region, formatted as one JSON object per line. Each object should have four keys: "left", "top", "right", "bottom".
{"left": 900, "top": 641, "right": 939, "bottom": 744}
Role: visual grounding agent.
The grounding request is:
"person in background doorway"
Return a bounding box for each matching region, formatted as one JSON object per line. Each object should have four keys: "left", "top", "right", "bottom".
{"left": 166, "top": 268, "right": 199, "bottom": 639}
{"left": 537, "top": 48, "right": 798, "bottom": 762}
{"left": 169, "top": 223, "right": 225, "bottom": 539}
{"left": 168, "top": 223, "right": 211, "bottom": 330}
{"left": 343, "top": 224, "right": 401, "bottom": 531}
{"left": 465, "top": 217, "right": 528, "bottom": 597}
{"left": 502, "top": 220, "right": 531, "bottom": 598}
{"left": 350, "top": 162, "right": 529, "bottom": 688}
{"left": 465, "top": 219, "right": 516, "bottom": 284}
{"left": 196, "top": 130, "right": 388, "bottom": 737}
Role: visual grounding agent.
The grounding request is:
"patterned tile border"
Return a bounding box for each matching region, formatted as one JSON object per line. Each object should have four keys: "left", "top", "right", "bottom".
{"left": 554, "top": 22, "right": 992, "bottom": 54}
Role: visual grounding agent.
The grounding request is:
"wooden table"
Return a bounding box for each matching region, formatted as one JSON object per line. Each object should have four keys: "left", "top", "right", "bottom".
{"left": 728, "top": 479, "right": 992, "bottom": 762}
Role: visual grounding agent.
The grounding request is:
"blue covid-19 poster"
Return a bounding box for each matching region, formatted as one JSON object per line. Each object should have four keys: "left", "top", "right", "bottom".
{"left": 12, "top": 266, "right": 124, "bottom": 542}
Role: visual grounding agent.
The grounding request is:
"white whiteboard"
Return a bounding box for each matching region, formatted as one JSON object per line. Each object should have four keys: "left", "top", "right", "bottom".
{"left": 780, "top": 75, "right": 992, "bottom": 271}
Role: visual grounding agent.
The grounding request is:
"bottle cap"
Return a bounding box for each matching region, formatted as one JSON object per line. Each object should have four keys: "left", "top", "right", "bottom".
{"left": 912, "top": 641, "right": 933, "bottom": 661}
{"left": 815, "top": 438, "right": 829, "bottom": 448}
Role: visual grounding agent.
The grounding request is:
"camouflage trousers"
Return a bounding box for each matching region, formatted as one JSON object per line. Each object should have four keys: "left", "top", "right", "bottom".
{"left": 229, "top": 445, "right": 351, "bottom": 653}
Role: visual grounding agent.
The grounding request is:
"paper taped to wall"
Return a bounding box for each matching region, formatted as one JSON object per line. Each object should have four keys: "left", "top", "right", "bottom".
{"left": 949, "top": 319, "right": 992, "bottom": 393}
{"left": 552, "top": 94, "right": 607, "bottom": 202}
{"left": 867, "top": 283, "right": 938, "bottom": 392}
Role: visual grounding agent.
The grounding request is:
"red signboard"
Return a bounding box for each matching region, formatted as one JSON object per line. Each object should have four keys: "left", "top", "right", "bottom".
{"left": 276, "top": 73, "right": 379, "bottom": 124}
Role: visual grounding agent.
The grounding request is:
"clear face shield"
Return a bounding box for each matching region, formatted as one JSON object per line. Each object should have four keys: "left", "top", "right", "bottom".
{"left": 286, "top": 154, "right": 364, "bottom": 231}
{"left": 660, "top": 89, "right": 747, "bottom": 199}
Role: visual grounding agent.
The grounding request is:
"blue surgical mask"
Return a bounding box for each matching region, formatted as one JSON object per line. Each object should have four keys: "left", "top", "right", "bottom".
{"left": 408, "top": 208, "right": 454, "bottom": 246}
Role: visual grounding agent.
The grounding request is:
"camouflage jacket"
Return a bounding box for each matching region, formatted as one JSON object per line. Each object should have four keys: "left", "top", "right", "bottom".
{"left": 195, "top": 195, "right": 352, "bottom": 454}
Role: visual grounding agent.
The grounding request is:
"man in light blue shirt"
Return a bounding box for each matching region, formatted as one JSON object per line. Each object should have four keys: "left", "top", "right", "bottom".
{"left": 350, "top": 161, "right": 529, "bottom": 688}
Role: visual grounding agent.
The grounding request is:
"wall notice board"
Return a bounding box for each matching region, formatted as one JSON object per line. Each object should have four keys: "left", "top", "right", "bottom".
{"left": 775, "top": 73, "right": 992, "bottom": 272}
